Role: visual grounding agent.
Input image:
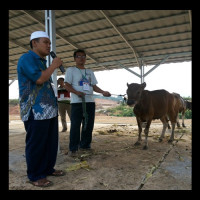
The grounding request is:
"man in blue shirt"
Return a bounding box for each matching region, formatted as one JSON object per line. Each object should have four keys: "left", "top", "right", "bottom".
{"left": 17, "top": 31, "right": 65, "bottom": 187}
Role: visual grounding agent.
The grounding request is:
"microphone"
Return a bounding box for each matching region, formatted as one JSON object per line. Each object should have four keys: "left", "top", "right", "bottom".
{"left": 50, "top": 51, "right": 65, "bottom": 74}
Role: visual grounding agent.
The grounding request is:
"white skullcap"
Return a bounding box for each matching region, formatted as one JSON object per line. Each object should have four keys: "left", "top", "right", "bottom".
{"left": 30, "top": 31, "right": 50, "bottom": 41}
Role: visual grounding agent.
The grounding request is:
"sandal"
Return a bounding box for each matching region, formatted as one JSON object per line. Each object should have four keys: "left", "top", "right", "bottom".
{"left": 29, "top": 178, "right": 53, "bottom": 187}
{"left": 49, "top": 170, "right": 65, "bottom": 176}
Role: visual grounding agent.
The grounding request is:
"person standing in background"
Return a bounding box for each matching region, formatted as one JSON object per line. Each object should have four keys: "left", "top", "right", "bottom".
{"left": 57, "top": 77, "right": 71, "bottom": 132}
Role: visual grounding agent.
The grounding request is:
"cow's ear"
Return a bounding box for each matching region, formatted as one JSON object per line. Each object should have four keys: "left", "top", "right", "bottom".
{"left": 127, "top": 83, "right": 129, "bottom": 87}
{"left": 142, "top": 82, "right": 146, "bottom": 88}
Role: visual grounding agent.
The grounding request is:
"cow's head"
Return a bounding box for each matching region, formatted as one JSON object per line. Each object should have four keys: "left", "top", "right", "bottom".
{"left": 126, "top": 82, "right": 146, "bottom": 106}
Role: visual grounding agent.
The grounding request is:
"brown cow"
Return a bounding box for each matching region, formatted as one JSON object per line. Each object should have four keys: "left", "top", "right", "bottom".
{"left": 167, "top": 93, "right": 192, "bottom": 128}
{"left": 185, "top": 100, "right": 192, "bottom": 110}
{"left": 126, "top": 82, "right": 179, "bottom": 150}
{"left": 172, "top": 93, "right": 187, "bottom": 128}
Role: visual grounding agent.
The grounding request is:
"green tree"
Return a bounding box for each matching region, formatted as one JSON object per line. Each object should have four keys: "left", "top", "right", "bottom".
{"left": 106, "top": 104, "right": 135, "bottom": 117}
{"left": 9, "top": 99, "right": 19, "bottom": 105}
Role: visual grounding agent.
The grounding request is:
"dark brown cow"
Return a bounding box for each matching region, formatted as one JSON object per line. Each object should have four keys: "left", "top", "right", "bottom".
{"left": 167, "top": 93, "right": 192, "bottom": 128}
{"left": 185, "top": 100, "right": 192, "bottom": 110}
{"left": 126, "top": 82, "right": 179, "bottom": 150}
{"left": 172, "top": 93, "right": 187, "bottom": 128}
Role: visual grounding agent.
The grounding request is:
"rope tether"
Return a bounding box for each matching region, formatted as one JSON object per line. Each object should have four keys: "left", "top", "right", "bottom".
{"left": 81, "top": 95, "right": 88, "bottom": 131}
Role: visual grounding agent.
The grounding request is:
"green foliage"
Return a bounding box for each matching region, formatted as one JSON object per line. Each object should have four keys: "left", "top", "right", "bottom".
{"left": 178, "top": 96, "right": 192, "bottom": 119}
{"left": 106, "top": 102, "right": 192, "bottom": 119}
{"left": 179, "top": 110, "right": 192, "bottom": 119}
{"left": 9, "top": 99, "right": 19, "bottom": 105}
{"left": 182, "top": 96, "right": 192, "bottom": 101}
{"left": 106, "top": 104, "right": 135, "bottom": 117}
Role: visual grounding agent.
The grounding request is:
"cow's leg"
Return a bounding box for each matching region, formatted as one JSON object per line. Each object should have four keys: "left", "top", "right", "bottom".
{"left": 176, "top": 113, "right": 180, "bottom": 128}
{"left": 168, "top": 122, "right": 176, "bottom": 143}
{"left": 134, "top": 117, "right": 142, "bottom": 146}
{"left": 166, "top": 116, "right": 171, "bottom": 129}
{"left": 182, "top": 111, "right": 186, "bottom": 127}
{"left": 167, "top": 122, "right": 171, "bottom": 129}
{"left": 143, "top": 120, "right": 152, "bottom": 150}
{"left": 168, "top": 113, "right": 177, "bottom": 143}
{"left": 168, "top": 95, "right": 179, "bottom": 143}
{"left": 159, "top": 116, "right": 168, "bottom": 142}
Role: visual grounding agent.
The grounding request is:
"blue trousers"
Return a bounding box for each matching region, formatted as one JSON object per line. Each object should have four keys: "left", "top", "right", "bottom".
{"left": 69, "top": 102, "right": 95, "bottom": 151}
{"left": 24, "top": 110, "right": 58, "bottom": 181}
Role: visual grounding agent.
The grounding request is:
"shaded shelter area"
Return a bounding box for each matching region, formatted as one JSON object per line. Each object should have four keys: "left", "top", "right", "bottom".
{"left": 9, "top": 10, "right": 191, "bottom": 81}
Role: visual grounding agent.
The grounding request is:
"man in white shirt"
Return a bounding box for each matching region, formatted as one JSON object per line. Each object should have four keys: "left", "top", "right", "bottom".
{"left": 64, "top": 49, "right": 111, "bottom": 156}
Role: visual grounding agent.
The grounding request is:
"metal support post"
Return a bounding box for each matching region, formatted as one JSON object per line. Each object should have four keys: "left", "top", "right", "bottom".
{"left": 116, "top": 61, "right": 141, "bottom": 78}
{"left": 143, "top": 55, "right": 170, "bottom": 78}
{"left": 45, "top": 10, "right": 58, "bottom": 97}
{"left": 45, "top": 10, "right": 60, "bottom": 153}
{"left": 9, "top": 79, "right": 16, "bottom": 86}
{"left": 140, "top": 65, "right": 144, "bottom": 83}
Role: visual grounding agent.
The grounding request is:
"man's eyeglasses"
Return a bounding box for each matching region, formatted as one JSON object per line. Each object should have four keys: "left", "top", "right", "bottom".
{"left": 76, "top": 55, "right": 86, "bottom": 59}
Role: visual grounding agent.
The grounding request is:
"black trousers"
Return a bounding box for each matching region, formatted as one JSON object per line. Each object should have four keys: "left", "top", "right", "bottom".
{"left": 69, "top": 102, "right": 95, "bottom": 151}
{"left": 24, "top": 110, "right": 58, "bottom": 181}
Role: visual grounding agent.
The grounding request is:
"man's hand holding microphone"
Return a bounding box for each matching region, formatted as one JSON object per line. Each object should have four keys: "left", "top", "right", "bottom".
{"left": 50, "top": 51, "right": 65, "bottom": 73}
{"left": 51, "top": 56, "right": 63, "bottom": 71}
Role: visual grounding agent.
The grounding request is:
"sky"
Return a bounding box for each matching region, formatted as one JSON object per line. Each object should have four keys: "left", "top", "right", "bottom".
{"left": 9, "top": 61, "right": 191, "bottom": 99}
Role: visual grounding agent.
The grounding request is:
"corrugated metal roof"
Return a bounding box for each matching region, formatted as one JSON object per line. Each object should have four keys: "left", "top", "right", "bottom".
{"left": 9, "top": 10, "right": 192, "bottom": 80}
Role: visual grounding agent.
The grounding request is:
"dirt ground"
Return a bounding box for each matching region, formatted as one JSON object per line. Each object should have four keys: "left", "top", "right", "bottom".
{"left": 9, "top": 104, "right": 192, "bottom": 190}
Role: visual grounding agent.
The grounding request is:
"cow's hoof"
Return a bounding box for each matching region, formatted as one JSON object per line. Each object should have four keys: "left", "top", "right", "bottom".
{"left": 143, "top": 145, "right": 148, "bottom": 150}
{"left": 168, "top": 139, "right": 173, "bottom": 143}
{"left": 134, "top": 141, "right": 141, "bottom": 146}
